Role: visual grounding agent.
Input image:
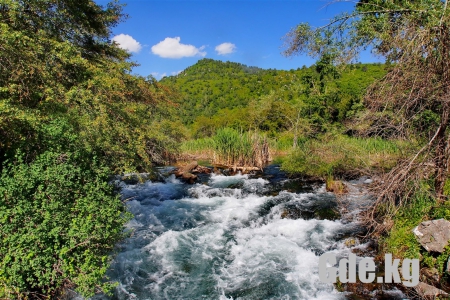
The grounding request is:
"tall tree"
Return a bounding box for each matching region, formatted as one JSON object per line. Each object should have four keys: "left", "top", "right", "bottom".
{"left": 283, "top": 0, "right": 450, "bottom": 205}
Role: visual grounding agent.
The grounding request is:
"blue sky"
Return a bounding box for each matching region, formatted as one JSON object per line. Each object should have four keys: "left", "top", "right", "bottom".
{"left": 95, "top": 0, "right": 380, "bottom": 79}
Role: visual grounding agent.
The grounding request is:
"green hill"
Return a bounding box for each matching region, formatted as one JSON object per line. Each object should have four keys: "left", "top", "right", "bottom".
{"left": 161, "top": 58, "right": 387, "bottom": 137}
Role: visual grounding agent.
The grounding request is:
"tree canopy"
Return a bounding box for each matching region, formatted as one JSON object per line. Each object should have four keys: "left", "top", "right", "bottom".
{"left": 0, "top": 0, "right": 182, "bottom": 298}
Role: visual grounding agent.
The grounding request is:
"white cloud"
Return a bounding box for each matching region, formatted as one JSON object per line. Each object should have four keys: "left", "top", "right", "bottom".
{"left": 215, "top": 42, "right": 236, "bottom": 55}
{"left": 171, "top": 70, "right": 182, "bottom": 76}
{"left": 151, "top": 37, "right": 206, "bottom": 59}
{"left": 112, "top": 34, "right": 142, "bottom": 53}
{"left": 150, "top": 72, "right": 167, "bottom": 79}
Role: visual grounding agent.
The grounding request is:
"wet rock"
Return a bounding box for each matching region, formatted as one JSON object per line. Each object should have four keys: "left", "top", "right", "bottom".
{"left": 339, "top": 281, "right": 381, "bottom": 297}
{"left": 173, "top": 161, "right": 201, "bottom": 184}
{"left": 174, "top": 161, "right": 198, "bottom": 177}
{"left": 191, "top": 165, "right": 212, "bottom": 174}
{"left": 351, "top": 240, "right": 378, "bottom": 257}
{"left": 344, "top": 237, "right": 358, "bottom": 247}
{"left": 121, "top": 173, "right": 149, "bottom": 184}
{"left": 181, "top": 172, "right": 197, "bottom": 184}
{"left": 413, "top": 219, "right": 450, "bottom": 253}
{"left": 280, "top": 205, "right": 340, "bottom": 221}
{"left": 280, "top": 207, "right": 313, "bottom": 220}
{"left": 315, "top": 207, "right": 340, "bottom": 220}
{"left": 413, "top": 281, "right": 448, "bottom": 299}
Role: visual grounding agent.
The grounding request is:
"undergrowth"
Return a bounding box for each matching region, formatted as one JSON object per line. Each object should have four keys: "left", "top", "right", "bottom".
{"left": 280, "top": 133, "right": 409, "bottom": 178}
{"left": 380, "top": 179, "right": 450, "bottom": 278}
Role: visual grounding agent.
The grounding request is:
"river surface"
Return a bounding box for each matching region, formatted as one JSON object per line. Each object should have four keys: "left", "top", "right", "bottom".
{"left": 91, "top": 164, "right": 405, "bottom": 300}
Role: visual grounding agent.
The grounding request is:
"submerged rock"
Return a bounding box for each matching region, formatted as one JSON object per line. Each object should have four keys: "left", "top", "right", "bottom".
{"left": 280, "top": 203, "right": 340, "bottom": 221}
{"left": 121, "top": 173, "right": 150, "bottom": 184}
{"left": 413, "top": 219, "right": 450, "bottom": 253}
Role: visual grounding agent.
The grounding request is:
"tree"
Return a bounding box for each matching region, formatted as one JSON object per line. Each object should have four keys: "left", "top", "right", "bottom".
{"left": 0, "top": 0, "right": 181, "bottom": 297}
{"left": 283, "top": 0, "right": 450, "bottom": 206}
{"left": 0, "top": 0, "right": 180, "bottom": 171}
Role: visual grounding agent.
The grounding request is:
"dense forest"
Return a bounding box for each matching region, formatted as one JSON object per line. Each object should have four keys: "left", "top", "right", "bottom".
{"left": 2, "top": 0, "right": 450, "bottom": 298}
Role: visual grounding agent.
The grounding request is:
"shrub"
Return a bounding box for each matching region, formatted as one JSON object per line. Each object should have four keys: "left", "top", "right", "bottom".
{"left": 0, "top": 151, "right": 131, "bottom": 298}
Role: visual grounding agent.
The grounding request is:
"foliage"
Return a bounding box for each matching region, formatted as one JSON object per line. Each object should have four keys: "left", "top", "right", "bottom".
{"left": 380, "top": 182, "right": 450, "bottom": 277}
{"left": 0, "top": 0, "right": 182, "bottom": 298}
{"left": 0, "top": 151, "right": 131, "bottom": 298}
{"left": 181, "top": 128, "right": 270, "bottom": 168}
{"left": 0, "top": 0, "right": 182, "bottom": 171}
{"left": 380, "top": 183, "right": 434, "bottom": 260}
{"left": 161, "top": 58, "right": 386, "bottom": 138}
{"left": 283, "top": 0, "right": 450, "bottom": 202}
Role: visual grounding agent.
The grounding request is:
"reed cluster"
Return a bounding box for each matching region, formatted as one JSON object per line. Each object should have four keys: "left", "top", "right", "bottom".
{"left": 180, "top": 128, "right": 270, "bottom": 168}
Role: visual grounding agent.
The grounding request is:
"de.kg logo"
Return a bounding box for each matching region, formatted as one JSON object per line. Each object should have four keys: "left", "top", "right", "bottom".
{"left": 319, "top": 253, "right": 419, "bottom": 287}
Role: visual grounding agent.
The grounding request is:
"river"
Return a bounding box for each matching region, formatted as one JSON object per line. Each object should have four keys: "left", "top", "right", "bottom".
{"left": 90, "top": 164, "right": 406, "bottom": 300}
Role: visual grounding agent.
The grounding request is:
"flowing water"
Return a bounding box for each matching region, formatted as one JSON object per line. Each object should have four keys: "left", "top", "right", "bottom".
{"left": 91, "top": 165, "right": 405, "bottom": 300}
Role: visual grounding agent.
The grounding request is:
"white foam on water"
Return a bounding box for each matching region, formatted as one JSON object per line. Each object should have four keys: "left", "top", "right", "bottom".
{"left": 209, "top": 173, "right": 250, "bottom": 186}
{"left": 215, "top": 217, "right": 346, "bottom": 299}
{"left": 91, "top": 172, "right": 388, "bottom": 300}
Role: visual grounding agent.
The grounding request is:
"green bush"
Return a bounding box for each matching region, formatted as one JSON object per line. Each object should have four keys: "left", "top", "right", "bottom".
{"left": 0, "top": 152, "right": 131, "bottom": 298}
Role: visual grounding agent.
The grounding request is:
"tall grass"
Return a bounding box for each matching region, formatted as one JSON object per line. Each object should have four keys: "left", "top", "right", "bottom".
{"left": 180, "top": 128, "right": 270, "bottom": 168}
{"left": 281, "top": 134, "right": 410, "bottom": 178}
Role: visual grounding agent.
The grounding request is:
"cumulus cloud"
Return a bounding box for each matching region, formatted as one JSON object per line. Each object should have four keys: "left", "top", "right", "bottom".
{"left": 112, "top": 34, "right": 142, "bottom": 53}
{"left": 151, "top": 37, "right": 206, "bottom": 59}
{"left": 171, "top": 70, "right": 182, "bottom": 76}
{"left": 215, "top": 42, "right": 236, "bottom": 55}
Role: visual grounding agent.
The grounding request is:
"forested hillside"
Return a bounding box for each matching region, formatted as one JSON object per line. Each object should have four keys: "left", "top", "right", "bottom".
{"left": 161, "top": 58, "right": 386, "bottom": 138}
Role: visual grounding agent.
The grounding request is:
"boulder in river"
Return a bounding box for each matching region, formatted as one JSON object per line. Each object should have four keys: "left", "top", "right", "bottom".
{"left": 174, "top": 161, "right": 214, "bottom": 184}
{"left": 413, "top": 219, "right": 450, "bottom": 253}
{"left": 174, "top": 161, "right": 198, "bottom": 177}
{"left": 413, "top": 281, "right": 448, "bottom": 299}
